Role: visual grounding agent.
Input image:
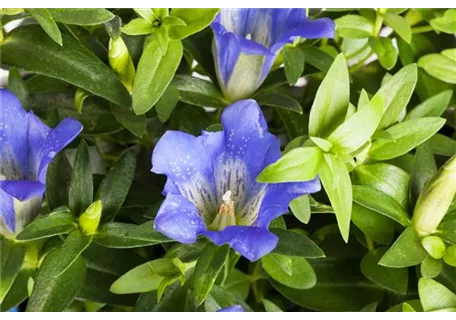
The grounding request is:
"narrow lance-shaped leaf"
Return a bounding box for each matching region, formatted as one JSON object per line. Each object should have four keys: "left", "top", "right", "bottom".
{"left": 69, "top": 140, "right": 93, "bottom": 216}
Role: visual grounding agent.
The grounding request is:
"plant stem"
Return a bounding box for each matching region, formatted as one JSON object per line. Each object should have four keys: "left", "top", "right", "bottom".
{"left": 411, "top": 25, "right": 434, "bottom": 34}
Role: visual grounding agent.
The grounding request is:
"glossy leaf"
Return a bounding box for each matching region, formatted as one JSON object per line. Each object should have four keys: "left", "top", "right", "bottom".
{"left": 384, "top": 13, "right": 412, "bottom": 43}
{"left": 406, "top": 90, "right": 452, "bottom": 120}
{"left": 172, "top": 75, "right": 227, "bottom": 108}
{"left": 167, "top": 9, "right": 219, "bottom": 40}
{"left": 290, "top": 195, "right": 311, "bottom": 224}
{"left": 283, "top": 44, "right": 305, "bottom": 85}
{"left": 0, "top": 238, "right": 25, "bottom": 303}
{"left": 47, "top": 8, "right": 115, "bottom": 26}
{"left": 418, "top": 53, "right": 456, "bottom": 84}
{"left": 368, "top": 36, "right": 397, "bottom": 70}
{"left": 256, "top": 92, "right": 303, "bottom": 113}
{"left": 69, "top": 140, "right": 93, "bottom": 216}
{"left": 418, "top": 277, "right": 456, "bottom": 311}
{"left": 335, "top": 15, "right": 374, "bottom": 38}
{"left": 26, "top": 9, "right": 62, "bottom": 45}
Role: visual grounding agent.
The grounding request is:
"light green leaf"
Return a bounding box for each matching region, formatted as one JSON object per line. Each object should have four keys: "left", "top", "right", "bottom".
{"left": 379, "top": 227, "right": 428, "bottom": 268}
{"left": 369, "top": 117, "right": 446, "bottom": 160}
{"left": 335, "top": 15, "right": 374, "bottom": 38}
{"left": 406, "top": 90, "right": 453, "bottom": 120}
{"left": 162, "top": 15, "right": 187, "bottom": 27}
{"left": 384, "top": 13, "right": 412, "bottom": 43}
{"left": 430, "top": 9, "right": 456, "bottom": 34}
{"left": 262, "top": 299, "right": 283, "bottom": 312}
{"left": 418, "top": 278, "right": 456, "bottom": 311}
{"left": 121, "top": 18, "right": 155, "bottom": 35}
{"left": 133, "top": 9, "right": 155, "bottom": 24}
{"left": 368, "top": 36, "right": 398, "bottom": 70}
{"left": 309, "top": 54, "right": 349, "bottom": 138}
{"left": 319, "top": 154, "right": 352, "bottom": 242}
{"left": 26, "top": 9, "right": 62, "bottom": 45}
{"left": 132, "top": 37, "right": 183, "bottom": 114}
{"left": 257, "top": 147, "right": 322, "bottom": 183}
{"left": 427, "top": 134, "right": 456, "bottom": 157}
{"left": 421, "top": 256, "right": 443, "bottom": 278}
{"left": 290, "top": 195, "right": 311, "bottom": 224}
{"left": 418, "top": 53, "right": 456, "bottom": 84}
{"left": 47, "top": 8, "right": 115, "bottom": 26}
{"left": 0, "top": 238, "right": 26, "bottom": 303}
{"left": 351, "top": 203, "right": 395, "bottom": 245}
{"left": 74, "top": 88, "right": 91, "bottom": 114}
{"left": 167, "top": 9, "right": 219, "bottom": 40}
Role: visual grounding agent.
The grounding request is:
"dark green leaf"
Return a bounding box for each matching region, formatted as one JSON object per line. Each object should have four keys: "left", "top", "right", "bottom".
{"left": 96, "top": 149, "right": 136, "bottom": 221}
{"left": 26, "top": 9, "right": 62, "bottom": 45}
{"left": 410, "top": 143, "right": 437, "bottom": 205}
{"left": 7, "top": 67, "right": 28, "bottom": 104}
{"left": 47, "top": 9, "right": 114, "bottom": 26}
{"left": 111, "top": 104, "right": 147, "bottom": 138}
{"left": 1, "top": 25, "right": 131, "bottom": 106}
{"left": 256, "top": 92, "right": 303, "bottom": 113}
{"left": 204, "top": 285, "right": 253, "bottom": 312}
{"left": 46, "top": 151, "right": 72, "bottom": 210}
{"left": 283, "top": 44, "right": 305, "bottom": 85}
{"left": 156, "top": 84, "right": 180, "bottom": 122}
{"left": 262, "top": 298, "right": 283, "bottom": 312}
{"left": 352, "top": 203, "right": 395, "bottom": 244}
{"left": 300, "top": 46, "right": 334, "bottom": 73}
{"left": 0, "top": 267, "right": 35, "bottom": 311}
{"left": 69, "top": 140, "right": 93, "bottom": 215}
{"left": 194, "top": 243, "right": 230, "bottom": 306}
{"left": 262, "top": 254, "right": 316, "bottom": 289}
{"left": 172, "top": 75, "right": 227, "bottom": 108}
{"left": 271, "top": 228, "right": 325, "bottom": 258}
{"left": 427, "top": 134, "right": 456, "bottom": 156}
{"left": 0, "top": 238, "right": 25, "bottom": 303}
{"left": 406, "top": 90, "right": 452, "bottom": 120}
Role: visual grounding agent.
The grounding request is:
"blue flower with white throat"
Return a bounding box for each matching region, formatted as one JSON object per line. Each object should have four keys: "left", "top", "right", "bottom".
{"left": 151, "top": 99, "right": 320, "bottom": 261}
{"left": 211, "top": 9, "right": 335, "bottom": 102}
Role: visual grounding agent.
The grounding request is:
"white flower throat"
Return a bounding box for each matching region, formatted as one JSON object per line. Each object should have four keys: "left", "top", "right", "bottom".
{"left": 209, "top": 190, "right": 237, "bottom": 230}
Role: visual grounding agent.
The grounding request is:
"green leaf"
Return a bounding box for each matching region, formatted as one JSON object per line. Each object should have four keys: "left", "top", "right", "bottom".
{"left": 375, "top": 64, "right": 417, "bottom": 131}
{"left": 290, "top": 194, "right": 311, "bottom": 224}
{"left": 26, "top": 9, "right": 62, "bottom": 46}
{"left": 167, "top": 9, "right": 219, "bottom": 40}
{"left": 46, "top": 152, "right": 72, "bottom": 210}
{"left": 172, "top": 75, "right": 227, "bottom": 108}
{"left": 162, "top": 15, "right": 187, "bottom": 27}
{"left": 368, "top": 36, "right": 397, "bottom": 70}
{"left": 351, "top": 203, "right": 395, "bottom": 244}
{"left": 335, "top": 15, "right": 374, "bottom": 38}
{"left": 410, "top": 143, "right": 437, "bottom": 205}
{"left": 319, "top": 154, "right": 352, "bottom": 242}
{"left": 379, "top": 227, "right": 428, "bottom": 268}
{"left": 111, "top": 104, "right": 146, "bottom": 138}
{"left": 155, "top": 26, "right": 169, "bottom": 55}
{"left": 121, "top": 18, "right": 155, "bottom": 35}
{"left": 256, "top": 92, "right": 303, "bottom": 113}
{"left": 0, "top": 267, "right": 35, "bottom": 311}
{"left": 271, "top": 228, "right": 325, "bottom": 258}
{"left": 50, "top": 229, "right": 92, "bottom": 276}
{"left": 262, "top": 254, "right": 316, "bottom": 290}
{"left": 384, "top": 13, "right": 412, "bottom": 43}
{"left": 352, "top": 185, "right": 410, "bottom": 226}
{"left": 96, "top": 149, "right": 136, "bottom": 221}
{"left": 93, "top": 221, "right": 171, "bottom": 248}
{"left": 156, "top": 84, "right": 180, "bottom": 122}
{"left": 257, "top": 147, "right": 322, "bottom": 183}
{"left": 262, "top": 298, "right": 283, "bottom": 312}
{"left": 0, "top": 238, "right": 25, "bottom": 303}
{"left": 406, "top": 90, "right": 453, "bottom": 120}
{"left": 428, "top": 134, "right": 456, "bottom": 156}
{"left": 194, "top": 243, "right": 230, "bottom": 306}
{"left": 309, "top": 53, "right": 350, "bottom": 138}
{"left": 360, "top": 248, "right": 409, "bottom": 294}
{"left": 74, "top": 88, "right": 91, "bottom": 114}
{"left": 283, "top": 44, "right": 305, "bottom": 85}
{"left": 204, "top": 285, "right": 253, "bottom": 312}
{"left": 16, "top": 208, "right": 76, "bottom": 241}
{"left": 310, "top": 136, "right": 333, "bottom": 152}
{"left": 430, "top": 9, "right": 456, "bottom": 33}
{"left": 418, "top": 53, "right": 456, "bottom": 84}
{"left": 443, "top": 245, "right": 456, "bottom": 267}
{"left": 442, "top": 48, "right": 456, "bottom": 61}
{"left": 353, "top": 163, "right": 410, "bottom": 209}
{"left": 8, "top": 68, "right": 28, "bottom": 105}
{"left": 47, "top": 9, "right": 115, "bottom": 26}
{"left": 69, "top": 140, "right": 93, "bottom": 216}
{"left": 1, "top": 25, "right": 131, "bottom": 106}
{"left": 132, "top": 38, "right": 183, "bottom": 114}
{"left": 422, "top": 236, "right": 446, "bottom": 259}
{"left": 26, "top": 253, "right": 86, "bottom": 311}
{"left": 327, "top": 95, "right": 383, "bottom": 153}
{"left": 418, "top": 278, "right": 456, "bottom": 311}
{"left": 300, "top": 46, "right": 335, "bottom": 73}
{"left": 272, "top": 259, "right": 384, "bottom": 311}
{"left": 421, "top": 256, "right": 443, "bottom": 278}
{"left": 369, "top": 117, "right": 446, "bottom": 160}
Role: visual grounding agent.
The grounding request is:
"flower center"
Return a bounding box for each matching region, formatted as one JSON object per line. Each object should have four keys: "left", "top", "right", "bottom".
{"left": 208, "top": 190, "right": 237, "bottom": 231}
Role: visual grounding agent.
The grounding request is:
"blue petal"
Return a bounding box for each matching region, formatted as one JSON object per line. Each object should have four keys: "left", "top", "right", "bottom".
{"left": 217, "top": 305, "right": 244, "bottom": 312}
{"left": 154, "top": 193, "right": 206, "bottom": 244}
{"left": 151, "top": 130, "right": 219, "bottom": 223}
{"left": 255, "top": 178, "right": 322, "bottom": 228}
{"left": 0, "top": 89, "right": 28, "bottom": 180}
{"left": 203, "top": 226, "right": 278, "bottom": 262}
{"left": 0, "top": 180, "right": 45, "bottom": 201}
{"left": 0, "top": 188, "right": 15, "bottom": 233}
{"left": 34, "top": 117, "right": 83, "bottom": 183}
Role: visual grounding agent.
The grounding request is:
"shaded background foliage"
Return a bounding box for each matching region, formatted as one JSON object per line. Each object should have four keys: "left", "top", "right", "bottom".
{"left": 0, "top": 8, "right": 455, "bottom": 312}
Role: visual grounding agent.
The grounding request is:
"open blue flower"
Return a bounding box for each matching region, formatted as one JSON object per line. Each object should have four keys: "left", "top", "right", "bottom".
{"left": 217, "top": 305, "right": 244, "bottom": 312}
{"left": 152, "top": 99, "right": 320, "bottom": 261}
{"left": 0, "top": 89, "right": 83, "bottom": 235}
{"left": 211, "top": 9, "right": 334, "bottom": 101}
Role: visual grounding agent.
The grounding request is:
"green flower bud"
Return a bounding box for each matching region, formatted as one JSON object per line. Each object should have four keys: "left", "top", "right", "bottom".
{"left": 421, "top": 236, "right": 446, "bottom": 259}
{"left": 109, "top": 37, "right": 135, "bottom": 93}
{"left": 412, "top": 155, "right": 456, "bottom": 235}
{"left": 443, "top": 245, "right": 456, "bottom": 267}
{"left": 79, "top": 200, "right": 102, "bottom": 236}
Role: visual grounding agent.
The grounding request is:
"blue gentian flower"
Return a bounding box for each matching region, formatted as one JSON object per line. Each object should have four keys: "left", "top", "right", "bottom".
{"left": 211, "top": 9, "right": 335, "bottom": 101}
{"left": 217, "top": 305, "right": 244, "bottom": 312}
{"left": 0, "top": 89, "right": 83, "bottom": 235}
{"left": 152, "top": 99, "right": 320, "bottom": 261}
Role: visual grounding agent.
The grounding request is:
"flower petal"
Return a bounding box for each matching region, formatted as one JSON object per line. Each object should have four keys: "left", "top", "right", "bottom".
{"left": 154, "top": 193, "right": 206, "bottom": 244}
{"left": 0, "top": 188, "right": 15, "bottom": 233}
{"left": 203, "top": 226, "right": 278, "bottom": 261}
{"left": 35, "top": 117, "right": 83, "bottom": 183}
{"left": 217, "top": 305, "right": 244, "bottom": 312}
{"left": 0, "top": 89, "right": 28, "bottom": 180}
{"left": 152, "top": 130, "right": 218, "bottom": 222}
{"left": 0, "top": 180, "right": 45, "bottom": 201}
{"left": 255, "top": 178, "right": 322, "bottom": 228}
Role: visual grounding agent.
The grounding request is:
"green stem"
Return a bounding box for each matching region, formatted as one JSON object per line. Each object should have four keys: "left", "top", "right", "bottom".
{"left": 365, "top": 236, "right": 375, "bottom": 252}
{"left": 411, "top": 25, "right": 434, "bottom": 34}
{"left": 373, "top": 12, "right": 384, "bottom": 36}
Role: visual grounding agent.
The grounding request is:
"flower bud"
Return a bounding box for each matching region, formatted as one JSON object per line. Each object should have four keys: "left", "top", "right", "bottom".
{"left": 412, "top": 155, "right": 456, "bottom": 235}
{"left": 79, "top": 200, "right": 102, "bottom": 236}
{"left": 109, "top": 37, "right": 135, "bottom": 93}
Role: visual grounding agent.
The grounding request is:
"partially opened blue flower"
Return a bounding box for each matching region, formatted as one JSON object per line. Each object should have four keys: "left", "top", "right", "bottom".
{"left": 211, "top": 9, "right": 334, "bottom": 101}
{"left": 152, "top": 99, "right": 320, "bottom": 261}
{"left": 0, "top": 89, "right": 83, "bottom": 235}
{"left": 217, "top": 305, "right": 244, "bottom": 312}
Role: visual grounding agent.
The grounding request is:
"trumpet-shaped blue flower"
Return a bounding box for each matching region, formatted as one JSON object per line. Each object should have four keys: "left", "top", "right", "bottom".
{"left": 211, "top": 9, "right": 334, "bottom": 101}
{"left": 0, "top": 89, "right": 82, "bottom": 235}
{"left": 217, "top": 305, "right": 244, "bottom": 312}
{"left": 152, "top": 99, "right": 320, "bottom": 261}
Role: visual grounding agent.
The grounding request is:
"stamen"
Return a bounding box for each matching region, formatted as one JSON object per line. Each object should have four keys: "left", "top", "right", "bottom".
{"left": 245, "top": 33, "right": 252, "bottom": 40}
{"left": 222, "top": 190, "right": 232, "bottom": 204}
{"left": 208, "top": 190, "right": 237, "bottom": 230}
